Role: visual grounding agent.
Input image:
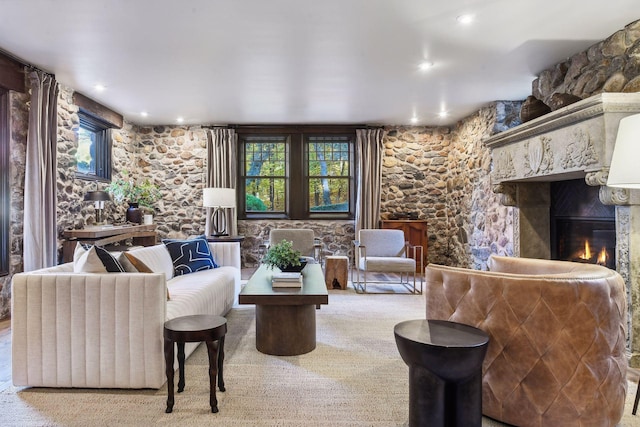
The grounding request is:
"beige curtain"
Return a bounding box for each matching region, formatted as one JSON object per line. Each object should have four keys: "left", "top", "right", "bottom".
{"left": 23, "top": 70, "right": 59, "bottom": 270}
{"left": 206, "top": 128, "right": 238, "bottom": 236}
{"left": 355, "top": 128, "right": 384, "bottom": 235}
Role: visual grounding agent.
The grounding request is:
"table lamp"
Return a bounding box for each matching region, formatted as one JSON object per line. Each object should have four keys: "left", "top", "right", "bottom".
{"left": 203, "top": 187, "right": 236, "bottom": 237}
{"left": 84, "top": 190, "right": 111, "bottom": 225}
{"left": 607, "top": 114, "right": 640, "bottom": 189}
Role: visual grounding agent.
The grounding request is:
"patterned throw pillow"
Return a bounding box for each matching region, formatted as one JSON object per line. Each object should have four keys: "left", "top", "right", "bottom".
{"left": 73, "top": 243, "right": 125, "bottom": 273}
{"left": 162, "top": 235, "right": 218, "bottom": 276}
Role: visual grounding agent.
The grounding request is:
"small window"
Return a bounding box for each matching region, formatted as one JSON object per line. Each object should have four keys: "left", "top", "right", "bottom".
{"left": 75, "top": 112, "right": 112, "bottom": 181}
{"left": 243, "top": 136, "right": 288, "bottom": 213}
{"left": 307, "top": 136, "right": 351, "bottom": 214}
{"left": 237, "top": 126, "right": 355, "bottom": 220}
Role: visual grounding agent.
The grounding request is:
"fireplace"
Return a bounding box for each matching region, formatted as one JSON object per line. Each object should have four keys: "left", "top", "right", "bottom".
{"left": 550, "top": 179, "right": 616, "bottom": 269}
{"left": 483, "top": 93, "right": 640, "bottom": 365}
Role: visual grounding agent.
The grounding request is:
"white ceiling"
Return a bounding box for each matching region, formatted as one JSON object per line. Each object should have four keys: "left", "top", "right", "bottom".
{"left": 0, "top": 0, "right": 637, "bottom": 126}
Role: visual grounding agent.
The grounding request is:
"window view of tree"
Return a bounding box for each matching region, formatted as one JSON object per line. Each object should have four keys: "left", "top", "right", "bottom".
{"left": 75, "top": 112, "right": 112, "bottom": 182}
{"left": 243, "top": 136, "right": 287, "bottom": 212}
{"left": 307, "top": 136, "right": 350, "bottom": 212}
{"left": 238, "top": 126, "right": 354, "bottom": 220}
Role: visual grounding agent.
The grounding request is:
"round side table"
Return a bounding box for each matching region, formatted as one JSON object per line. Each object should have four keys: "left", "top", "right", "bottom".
{"left": 164, "top": 314, "right": 227, "bottom": 414}
{"left": 394, "top": 319, "right": 489, "bottom": 427}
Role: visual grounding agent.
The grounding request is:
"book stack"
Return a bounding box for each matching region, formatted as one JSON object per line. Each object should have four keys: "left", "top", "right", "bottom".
{"left": 272, "top": 272, "right": 303, "bottom": 288}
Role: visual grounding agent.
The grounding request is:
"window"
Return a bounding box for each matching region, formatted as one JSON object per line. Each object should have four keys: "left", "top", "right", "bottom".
{"left": 0, "top": 88, "right": 8, "bottom": 276}
{"left": 238, "top": 126, "right": 355, "bottom": 220}
{"left": 75, "top": 111, "right": 112, "bottom": 181}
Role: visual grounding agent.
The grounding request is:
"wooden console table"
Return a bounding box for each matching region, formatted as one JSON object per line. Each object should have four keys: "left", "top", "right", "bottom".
{"left": 62, "top": 224, "right": 158, "bottom": 262}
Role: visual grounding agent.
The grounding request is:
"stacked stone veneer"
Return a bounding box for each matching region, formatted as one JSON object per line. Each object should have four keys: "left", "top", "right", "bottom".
{"left": 533, "top": 19, "right": 640, "bottom": 104}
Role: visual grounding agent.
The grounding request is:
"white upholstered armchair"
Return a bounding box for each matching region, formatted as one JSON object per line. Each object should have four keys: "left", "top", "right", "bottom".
{"left": 352, "top": 229, "right": 423, "bottom": 294}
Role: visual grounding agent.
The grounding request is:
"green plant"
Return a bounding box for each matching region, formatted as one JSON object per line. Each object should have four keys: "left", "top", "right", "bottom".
{"left": 262, "top": 240, "right": 302, "bottom": 270}
{"left": 105, "top": 172, "right": 162, "bottom": 211}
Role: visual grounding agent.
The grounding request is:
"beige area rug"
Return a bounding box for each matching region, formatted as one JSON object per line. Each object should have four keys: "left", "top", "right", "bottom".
{"left": 2, "top": 289, "right": 640, "bottom": 426}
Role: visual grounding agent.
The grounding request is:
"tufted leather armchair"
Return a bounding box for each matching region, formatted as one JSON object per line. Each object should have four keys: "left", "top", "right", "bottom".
{"left": 425, "top": 255, "right": 627, "bottom": 427}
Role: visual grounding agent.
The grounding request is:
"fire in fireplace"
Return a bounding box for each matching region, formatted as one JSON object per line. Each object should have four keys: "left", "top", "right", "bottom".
{"left": 551, "top": 179, "right": 616, "bottom": 270}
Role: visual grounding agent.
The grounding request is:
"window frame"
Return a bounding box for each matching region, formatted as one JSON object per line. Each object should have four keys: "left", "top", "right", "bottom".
{"left": 75, "top": 110, "right": 112, "bottom": 182}
{"left": 237, "top": 125, "right": 356, "bottom": 220}
{"left": 0, "top": 88, "right": 9, "bottom": 276}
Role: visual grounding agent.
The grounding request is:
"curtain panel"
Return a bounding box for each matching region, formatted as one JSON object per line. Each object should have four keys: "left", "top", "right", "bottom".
{"left": 206, "top": 128, "right": 238, "bottom": 236}
{"left": 354, "top": 128, "right": 385, "bottom": 235}
{"left": 23, "top": 70, "right": 59, "bottom": 270}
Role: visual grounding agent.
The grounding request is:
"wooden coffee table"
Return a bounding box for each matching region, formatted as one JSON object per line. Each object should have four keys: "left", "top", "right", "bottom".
{"left": 239, "top": 263, "right": 328, "bottom": 356}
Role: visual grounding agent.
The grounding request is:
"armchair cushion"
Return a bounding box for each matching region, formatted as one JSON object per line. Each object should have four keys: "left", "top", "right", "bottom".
{"left": 357, "top": 256, "right": 415, "bottom": 272}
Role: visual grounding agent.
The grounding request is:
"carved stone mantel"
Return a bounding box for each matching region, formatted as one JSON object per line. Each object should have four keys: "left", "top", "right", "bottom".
{"left": 485, "top": 93, "right": 640, "bottom": 193}
{"left": 483, "top": 93, "right": 640, "bottom": 366}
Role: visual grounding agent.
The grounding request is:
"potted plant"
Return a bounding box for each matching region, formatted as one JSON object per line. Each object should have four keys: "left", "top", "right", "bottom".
{"left": 263, "top": 240, "right": 306, "bottom": 272}
{"left": 106, "top": 172, "right": 162, "bottom": 223}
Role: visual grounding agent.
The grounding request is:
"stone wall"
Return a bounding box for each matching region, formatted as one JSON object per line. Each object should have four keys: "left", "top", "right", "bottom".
{"left": 533, "top": 19, "right": 640, "bottom": 104}
{"left": 380, "top": 126, "right": 452, "bottom": 265}
{"left": 450, "top": 104, "right": 515, "bottom": 270}
{"left": 131, "top": 125, "right": 209, "bottom": 240}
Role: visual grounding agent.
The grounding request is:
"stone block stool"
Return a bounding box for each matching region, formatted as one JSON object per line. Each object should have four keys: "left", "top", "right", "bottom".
{"left": 164, "top": 314, "right": 227, "bottom": 414}
{"left": 394, "top": 319, "right": 489, "bottom": 427}
{"left": 324, "top": 255, "right": 349, "bottom": 290}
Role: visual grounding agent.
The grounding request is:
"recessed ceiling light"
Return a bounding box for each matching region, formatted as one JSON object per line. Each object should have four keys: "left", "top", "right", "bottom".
{"left": 410, "top": 116, "right": 419, "bottom": 124}
{"left": 456, "top": 14, "right": 474, "bottom": 25}
{"left": 140, "top": 111, "right": 149, "bottom": 117}
{"left": 438, "top": 111, "right": 449, "bottom": 118}
{"left": 176, "top": 117, "right": 184, "bottom": 123}
{"left": 418, "top": 61, "right": 434, "bottom": 71}
{"left": 94, "top": 84, "right": 106, "bottom": 92}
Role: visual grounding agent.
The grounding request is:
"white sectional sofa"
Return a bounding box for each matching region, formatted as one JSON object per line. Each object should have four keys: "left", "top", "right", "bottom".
{"left": 11, "top": 241, "right": 241, "bottom": 389}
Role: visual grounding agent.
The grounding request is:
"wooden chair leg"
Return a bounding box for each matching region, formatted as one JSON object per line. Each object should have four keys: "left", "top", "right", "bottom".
{"left": 633, "top": 376, "right": 640, "bottom": 415}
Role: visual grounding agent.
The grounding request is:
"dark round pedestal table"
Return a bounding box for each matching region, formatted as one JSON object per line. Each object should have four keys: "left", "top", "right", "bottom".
{"left": 164, "top": 314, "right": 227, "bottom": 414}
{"left": 394, "top": 319, "right": 489, "bottom": 427}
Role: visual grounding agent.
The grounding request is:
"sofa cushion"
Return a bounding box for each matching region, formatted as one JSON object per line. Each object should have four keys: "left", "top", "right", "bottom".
{"left": 127, "top": 244, "right": 175, "bottom": 280}
{"left": 73, "top": 243, "right": 125, "bottom": 273}
{"left": 162, "top": 235, "right": 218, "bottom": 276}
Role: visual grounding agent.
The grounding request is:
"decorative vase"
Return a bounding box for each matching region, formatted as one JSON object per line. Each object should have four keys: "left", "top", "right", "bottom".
{"left": 126, "top": 203, "right": 142, "bottom": 224}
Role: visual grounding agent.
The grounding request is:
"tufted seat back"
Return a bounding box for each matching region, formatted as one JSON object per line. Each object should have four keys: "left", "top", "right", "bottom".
{"left": 425, "top": 255, "right": 627, "bottom": 427}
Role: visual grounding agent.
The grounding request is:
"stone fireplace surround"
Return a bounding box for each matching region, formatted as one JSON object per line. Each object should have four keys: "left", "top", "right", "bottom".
{"left": 484, "top": 92, "right": 640, "bottom": 365}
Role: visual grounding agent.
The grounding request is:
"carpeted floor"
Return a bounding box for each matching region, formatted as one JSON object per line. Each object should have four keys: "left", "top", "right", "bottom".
{"left": 2, "top": 289, "right": 640, "bottom": 426}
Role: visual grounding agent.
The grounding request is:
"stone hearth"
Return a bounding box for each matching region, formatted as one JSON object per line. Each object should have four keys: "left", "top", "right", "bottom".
{"left": 484, "top": 93, "right": 640, "bottom": 365}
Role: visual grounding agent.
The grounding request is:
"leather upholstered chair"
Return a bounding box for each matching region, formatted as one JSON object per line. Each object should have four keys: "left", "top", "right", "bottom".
{"left": 425, "top": 255, "right": 627, "bottom": 427}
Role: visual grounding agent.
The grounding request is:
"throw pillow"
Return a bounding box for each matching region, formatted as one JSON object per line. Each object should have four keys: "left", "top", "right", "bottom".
{"left": 73, "top": 243, "right": 107, "bottom": 273}
{"left": 162, "top": 235, "right": 218, "bottom": 276}
{"left": 73, "top": 243, "right": 125, "bottom": 273}
{"left": 123, "top": 252, "right": 170, "bottom": 300}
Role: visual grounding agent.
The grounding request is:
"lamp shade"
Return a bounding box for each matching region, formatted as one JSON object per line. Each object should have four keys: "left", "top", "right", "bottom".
{"left": 203, "top": 187, "right": 236, "bottom": 208}
{"left": 608, "top": 113, "right": 640, "bottom": 189}
{"left": 83, "top": 190, "right": 111, "bottom": 201}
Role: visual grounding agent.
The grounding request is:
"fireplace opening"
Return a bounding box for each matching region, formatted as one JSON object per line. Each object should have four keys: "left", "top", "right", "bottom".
{"left": 550, "top": 179, "right": 616, "bottom": 269}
